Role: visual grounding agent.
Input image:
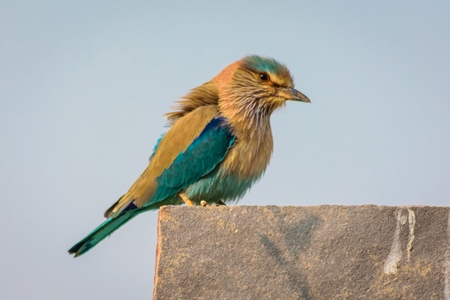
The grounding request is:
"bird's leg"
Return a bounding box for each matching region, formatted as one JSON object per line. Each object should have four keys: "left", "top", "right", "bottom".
{"left": 178, "top": 192, "right": 194, "bottom": 206}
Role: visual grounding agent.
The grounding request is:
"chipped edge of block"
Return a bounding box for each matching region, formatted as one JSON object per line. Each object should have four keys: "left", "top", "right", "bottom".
{"left": 152, "top": 207, "right": 167, "bottom": 299}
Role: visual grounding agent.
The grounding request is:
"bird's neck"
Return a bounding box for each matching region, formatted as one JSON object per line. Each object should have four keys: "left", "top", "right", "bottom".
{"left": 220, "top": 101, "right": 272, "bottom": 138}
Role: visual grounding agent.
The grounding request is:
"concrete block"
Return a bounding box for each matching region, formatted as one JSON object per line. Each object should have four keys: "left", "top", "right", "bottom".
{"left": 153, "top": 205, "right": 450, "bottom": 299}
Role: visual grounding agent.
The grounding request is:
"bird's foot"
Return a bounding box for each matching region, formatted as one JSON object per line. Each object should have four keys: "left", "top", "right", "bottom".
{"left": 199, "top": 200, "right": 226, "bottom": 207}
{"left": 217, "top": 200, "right": 227, "bottom": 206}
{"left": 179, "top": 192, "right": 195, "bottom": 206}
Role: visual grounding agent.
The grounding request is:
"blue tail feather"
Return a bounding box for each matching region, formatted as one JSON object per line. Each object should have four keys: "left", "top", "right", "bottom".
{"left": 68, "top": 210, "right": 137, "bottom": 257}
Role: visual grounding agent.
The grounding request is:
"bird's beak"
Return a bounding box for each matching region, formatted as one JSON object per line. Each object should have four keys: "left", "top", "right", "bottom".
{"left": 277, "top": 87, "right": 311, "bottom": 103}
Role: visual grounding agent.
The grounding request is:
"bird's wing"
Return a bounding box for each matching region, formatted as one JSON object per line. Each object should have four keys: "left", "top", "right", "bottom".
{"left": 150, "top": 115, "right": 235, "bottom": 203}
{"left": 105, "top": 105, "right": 235, "bottom": 217}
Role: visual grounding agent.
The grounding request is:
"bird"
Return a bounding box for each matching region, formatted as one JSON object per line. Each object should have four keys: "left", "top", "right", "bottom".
{"left": 68, "top": 55, "right": 310, "bottom": 257}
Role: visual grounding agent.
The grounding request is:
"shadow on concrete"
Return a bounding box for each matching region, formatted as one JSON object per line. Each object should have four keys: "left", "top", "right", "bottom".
{"left": 260, "top": 208, "right": 322, "bottom": 300}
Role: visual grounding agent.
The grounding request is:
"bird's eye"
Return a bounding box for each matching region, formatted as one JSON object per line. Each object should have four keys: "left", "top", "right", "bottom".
{"left": 259, "top": 73, "right": 269, "bottom": 81}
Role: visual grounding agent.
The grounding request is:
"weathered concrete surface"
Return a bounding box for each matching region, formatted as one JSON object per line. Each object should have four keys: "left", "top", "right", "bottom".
{"left": 153, "top": 205, "right": 450, "bottom": 300}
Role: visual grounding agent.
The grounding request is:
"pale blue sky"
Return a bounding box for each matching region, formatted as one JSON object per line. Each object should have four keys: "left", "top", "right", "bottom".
{"left": 1, "top": 1, "right": 449, "bottom": 299}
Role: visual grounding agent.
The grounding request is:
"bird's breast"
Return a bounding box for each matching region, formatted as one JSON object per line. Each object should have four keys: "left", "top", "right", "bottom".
{"left": 221, "top": 127, "right": 274, "bottom": 179}
{"left": 184, "top": 124, "right": 274, "bottom": 203}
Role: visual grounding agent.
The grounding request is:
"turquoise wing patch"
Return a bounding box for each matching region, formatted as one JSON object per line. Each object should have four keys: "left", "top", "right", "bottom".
{"left": 148, "top": 117, "right": 235, "bottom": 204}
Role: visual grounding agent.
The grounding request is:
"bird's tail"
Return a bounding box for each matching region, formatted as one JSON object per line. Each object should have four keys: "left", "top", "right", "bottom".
{"left": 68, "top": 210, "right": 140, "bottom": 257}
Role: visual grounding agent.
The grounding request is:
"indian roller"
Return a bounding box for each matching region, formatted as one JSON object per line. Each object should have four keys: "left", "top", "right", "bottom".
{"left": 68, "top": 55, "right": 310, "bottom": 257}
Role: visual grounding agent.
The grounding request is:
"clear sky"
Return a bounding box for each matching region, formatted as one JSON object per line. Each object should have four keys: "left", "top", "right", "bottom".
{"left": 1, "top": 1, "right": 449, "bottom": 299}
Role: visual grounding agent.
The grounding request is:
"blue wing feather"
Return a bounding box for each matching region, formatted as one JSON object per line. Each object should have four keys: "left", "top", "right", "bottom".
{"left": 149, "top": 134, "right": 164, "bottom": 161}
{"left": 148, "top": 117, "right": 235, "bottom": 205}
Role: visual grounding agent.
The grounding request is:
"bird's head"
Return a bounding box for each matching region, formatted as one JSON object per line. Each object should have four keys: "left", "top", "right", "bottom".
{"left": 214, "top": 55, "right": 310, "bottom": 124}
{"left": 165, "top": 55, "right": 310, "bottom": 126}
